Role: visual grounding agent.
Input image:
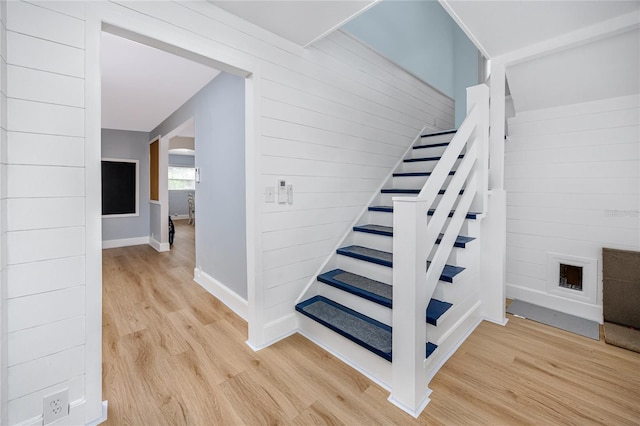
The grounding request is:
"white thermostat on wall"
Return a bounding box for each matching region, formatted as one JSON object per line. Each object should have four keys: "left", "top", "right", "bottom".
{"left": 278, "top": 178, "right": 287, "bottom": 203}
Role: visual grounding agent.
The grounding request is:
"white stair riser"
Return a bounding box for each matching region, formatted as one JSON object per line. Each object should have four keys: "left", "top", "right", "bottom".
{"left": 337, "top": 255, "right": 392, "bottom": 284}
{"left": 400, "top": 158, "right": 462, "bottom": 174}
{"left": 353, "top": 232, "right": 393, "bottom": 253}
{"left": 432, "top": 273, "right": 470, "bottom": 302}
{"left": 380, "top": 192, "right": 450, "bottom": 206}
{"left": 337, "top": 252, "right": 466, "bottom": 289}
{"left": 409, "top": 145, "right": 447, "bottom": 158}
{"left": 416, "top": 133, "right": 455, "bottom": 144}
{"left": 319, "top": 283, "right": 392, "bottom": 326}
{"left": 365, "top": 211, "right": 478, "bottom": 237}
{"left": 354, "top": 231, "right": 471, "bottom": 265}
{"left": 390, "top": 175, "right": 455, "bottom": 190}
{"left": 366, "top": 210, "right": 393, "bottom": 227}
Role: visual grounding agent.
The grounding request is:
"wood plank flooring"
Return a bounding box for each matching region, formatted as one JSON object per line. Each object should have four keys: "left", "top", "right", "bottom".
{"left": 103, "top": 221, "right": 640, "bottom": 425}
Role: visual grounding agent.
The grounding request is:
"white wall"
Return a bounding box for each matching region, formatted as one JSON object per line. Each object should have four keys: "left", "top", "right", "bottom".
{"left": 505, "top": 94, "right": 640, "bottom": 322}
{"left": 1, "top": 1, "right": 8, "bottom": 424}
{"left": 1, "top": 1, "right": 454, "bottom": 423}
{"left": 101, "top": 129, "right": 150, "bottom": 245}
{"left": 2, "top": 1, "right": 92, "bottom": 424}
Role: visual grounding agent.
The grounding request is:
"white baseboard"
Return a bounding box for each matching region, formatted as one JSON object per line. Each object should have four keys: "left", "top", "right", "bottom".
{"left": 171, "top": 214, "right": 189, "bottom": 220}
{"left": 86, "top": 401, "right": 108, "bottom": 426}
{"left": 149, "top": 237, "right": 170, "bottom": 252}
{"left": 506, "top": 282, "right": 602, "bottom": 323}
{"left": 193, "top": 267, "right": 248, "bottom": 320}
{"left": 102, "top": 236, "right": 149, "bottom": 249}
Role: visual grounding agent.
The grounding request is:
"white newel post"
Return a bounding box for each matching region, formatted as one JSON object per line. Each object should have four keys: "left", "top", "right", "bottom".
{"left": 388, "top": 197, "right": 432, "bottom": 417}
{"left": 480, "top": 63, "right": 507, "bottom": 324}
{"left": 468, "top": 84, "right": 490, "bottom": 215}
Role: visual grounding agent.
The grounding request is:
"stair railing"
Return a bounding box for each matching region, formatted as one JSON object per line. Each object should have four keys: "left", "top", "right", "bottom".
{"left": 388, "top": 84, "right": 489, "bottom": 417}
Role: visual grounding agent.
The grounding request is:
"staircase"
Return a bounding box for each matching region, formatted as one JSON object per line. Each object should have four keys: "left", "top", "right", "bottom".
{"left": 294, "top": 84, "right": 490, "bottom": 417}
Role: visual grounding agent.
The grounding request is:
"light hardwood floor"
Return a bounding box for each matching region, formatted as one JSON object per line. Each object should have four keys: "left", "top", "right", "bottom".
{"left": 103, "top": 221, "right": 640, "bottom": 425}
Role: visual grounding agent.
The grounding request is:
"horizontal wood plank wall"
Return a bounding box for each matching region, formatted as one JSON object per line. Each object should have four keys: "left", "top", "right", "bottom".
{"left": 4, "top": 0, "right": 453, "bottom": 422}
{"left": 4, "top": 1, "right": 87, "bottom": 424}
{"left": 1, "top": 1, "right": 8, "bottom": 425}
{"left": 505, "top": 94, "right": 640, "bottom": 319}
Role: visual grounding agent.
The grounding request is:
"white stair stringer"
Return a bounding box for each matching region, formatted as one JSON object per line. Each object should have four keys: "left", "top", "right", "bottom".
{"left": 424, "top": 299, "right": 483, "bottom": 380}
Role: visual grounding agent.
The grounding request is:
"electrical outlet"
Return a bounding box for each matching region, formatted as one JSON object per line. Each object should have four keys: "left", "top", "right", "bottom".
{"left": 43, "top": 389, "right": 69, "bottom": 425}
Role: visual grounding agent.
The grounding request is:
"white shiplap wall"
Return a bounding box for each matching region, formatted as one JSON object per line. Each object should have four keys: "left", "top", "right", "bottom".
{"left": 505, "top": 94, "right": 640, "bottom": 321}
{"left": 2, "top": 0, "right": 453, "bottom": 423}
{"left": 1, "top": 1, "right": 8, "bottom": 424}
{"left": 4, "top": 1, "right": 88, "bottom": 425}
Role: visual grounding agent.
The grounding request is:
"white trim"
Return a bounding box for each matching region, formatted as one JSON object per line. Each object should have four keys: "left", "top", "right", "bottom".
{"left": 170, "top": 214, "right": 189, "bottom": 220}
{"left": 102, "top": 236, "right": 149, "bottom": 249}
{"left": 493, "top": 10, "right": 640, "bottom": 66}
{"left": 546, "top": 252, "right": 598, "bottom": 305}
{"left": 148, "top": 236, "right": 170, "bottom": 253}
{"left": 86, "top": 401, "right": 108, "bottom": 426}
{"left": 194, "top": 267, "right": 248, "bottom": 320}
{"left": 506, "top": 282, "right": 603, "bottom": 323}
{"left": 438, "top": 0, "right": 491, "bottom": 59}
{"left": 304, "top": 0, "right": 382, "bottom": 48}
{"left": 84, "top": 4, "right": 104, "bottom": 422}
{"left": 426, "top": 303, "right": 482, "bottom": 383}
{"left": 388, "top": 391, "right": 431, "bottom": 420}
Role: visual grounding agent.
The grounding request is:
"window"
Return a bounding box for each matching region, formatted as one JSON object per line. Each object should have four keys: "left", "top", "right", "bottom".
{"left": 168, "top": 166, "right": 196, "bottom": 190}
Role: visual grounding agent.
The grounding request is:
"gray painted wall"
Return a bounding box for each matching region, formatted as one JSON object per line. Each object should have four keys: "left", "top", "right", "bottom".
{"left": 152, "top": 72, "right": 247, "bottom": 299}
{"left": 101, "top": 129, "right": 150, "bottom": 241}
{"left": 169, "top": 154, "right": 195, "bottom": 217}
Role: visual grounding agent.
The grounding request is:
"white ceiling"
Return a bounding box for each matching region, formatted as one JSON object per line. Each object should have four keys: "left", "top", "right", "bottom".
{"left": 211, "top": 0, "right": 378, "bottom": 47}
{"left": 101, "top": 32, "right": 221, "bottom": 132}
{"left": 443, "top": 0, "right": 640, "bottom": 59}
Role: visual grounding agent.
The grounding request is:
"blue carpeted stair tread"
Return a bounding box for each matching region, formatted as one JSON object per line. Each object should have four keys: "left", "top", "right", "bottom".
{"left": 421, "top": 129, "right": 457, "bottom": 138}
{"left": 353, "top": 224, "right": 393, "bottom": 236}
{"left": 353, "top": 225, "right": 475, "bottom": 247}
{"left": 296, "top": 296, "right": 439, "bottom": 361}
{"left": 381, "top": 189, "right": 462, "bottom": 195}
{"left": 318, "top": 269, "right": 392, "bottom": 308}
{"left": 427, "top": 261, "right": 465, "bottom": 283}
{"left": 338, "top": 245, "right": 465, "bottom": 282}
{"left": 318, "top": 269, "right": 453, "bottom": 323}
{"left": 353, "top": 225, "right": 475, "bottom": 248}
{"left": 337, "top": 245, "right": 392, "bottom": 267}
{"left": 296, "top": 296, "right": 393, "bottom": 361}
{"left": 368, "top": 205, "right": 478, "bottom": 220}
{"left": 427, "top": 299, "right": 452, "bottom": 325}
{"left": 393, "top": 171, "right": 455, "bottom": 177}
{"left": 413, "top": 142, "right": 450, "bottom": 149}
{"left": 405, "top": 154, "right": 464, "bottom": 163}
{"left": 426, "top": 342, "right": 438, "bottom": 358}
